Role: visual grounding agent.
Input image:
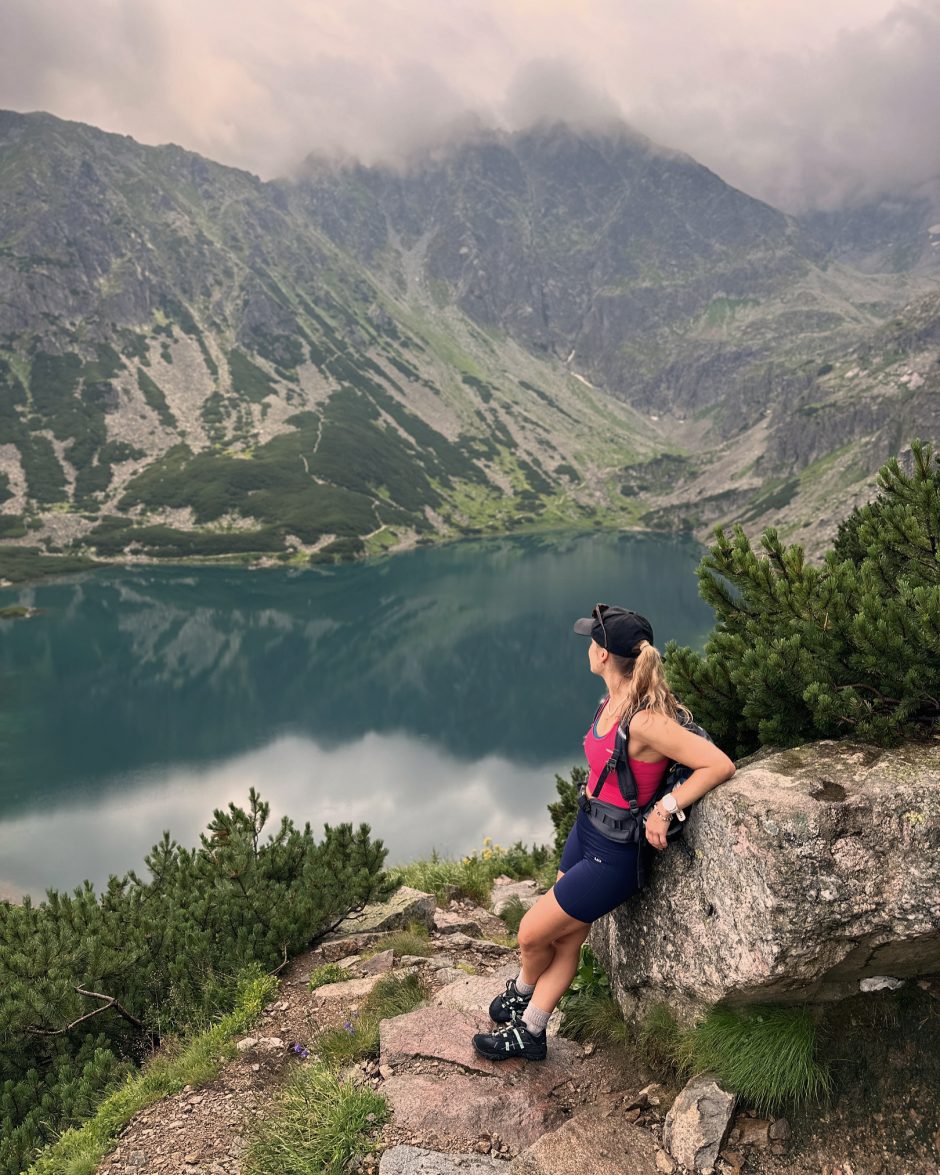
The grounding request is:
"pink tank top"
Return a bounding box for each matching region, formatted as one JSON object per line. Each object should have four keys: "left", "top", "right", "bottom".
{"left": 583, "top": 698, "right": 668, "bottom": 809}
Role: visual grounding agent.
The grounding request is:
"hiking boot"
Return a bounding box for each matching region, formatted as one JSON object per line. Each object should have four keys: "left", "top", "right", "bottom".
{"left": 472, "top": 1021, "right": 547, "bottom": 1062}
{"left": 488, "top": 978, "right": 532, "bottom": 1024}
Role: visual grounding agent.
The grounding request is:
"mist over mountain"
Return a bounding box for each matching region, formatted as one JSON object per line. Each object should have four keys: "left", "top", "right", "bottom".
{"left": 0, "top": 108, "right": 937, "bottom": 573}
{"left": 4, "top": 0, "right": 939, "bottom": 215}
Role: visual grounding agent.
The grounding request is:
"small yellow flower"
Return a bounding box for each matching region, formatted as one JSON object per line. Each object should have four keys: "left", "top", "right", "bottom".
{"left": 482, "top": 836, "right": 493, "bottom": 847}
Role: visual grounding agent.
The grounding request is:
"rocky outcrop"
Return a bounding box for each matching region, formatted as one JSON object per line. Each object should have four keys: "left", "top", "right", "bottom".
{"left": 327, "top": 886, "right": 437, "bottom": 938}
{"left": 590, "top": 738, "right": 940, "bottom": 1021}
{"left": 489, "top": 877, "right": 540, "bottom": 916}
{"left": 91, "top": 875, "right": 934, "bottom": 1175}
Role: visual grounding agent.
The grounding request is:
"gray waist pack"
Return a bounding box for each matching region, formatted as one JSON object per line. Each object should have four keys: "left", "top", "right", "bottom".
{"left": 578, "top": 790, "right": 644, "bottom": 844}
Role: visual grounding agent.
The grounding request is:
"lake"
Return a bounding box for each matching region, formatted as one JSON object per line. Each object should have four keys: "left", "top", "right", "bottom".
{"left": 0, "top": 531, "right": 714, "bottom": 899}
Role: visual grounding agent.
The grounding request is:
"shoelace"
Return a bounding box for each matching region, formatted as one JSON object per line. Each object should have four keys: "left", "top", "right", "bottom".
{"left": 494, "top": 1023, "right": 528, "bottom": 1051}
{"left": 503, "top": 980, "right": 529, "bottom": 1004}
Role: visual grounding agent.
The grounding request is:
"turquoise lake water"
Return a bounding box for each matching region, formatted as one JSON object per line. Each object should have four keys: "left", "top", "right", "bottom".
{"left": 0, "top": 531, "right": 714, "bottom": 898}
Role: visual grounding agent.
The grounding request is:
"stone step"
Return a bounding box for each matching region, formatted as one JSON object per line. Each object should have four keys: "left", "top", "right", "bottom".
{"left": 508, "top": 1106, "right": 665, "bottom": 1175}
{"left": 379, "top": 1006, "right": 583, "bottom": 1152}
{"left": 379, "top": 1144, "right": 504, "bottom": 1175}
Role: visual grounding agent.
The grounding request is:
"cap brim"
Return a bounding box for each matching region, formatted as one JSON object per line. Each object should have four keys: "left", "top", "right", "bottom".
{"left": 573, "top": 617, "right": 595, "bottom": 636}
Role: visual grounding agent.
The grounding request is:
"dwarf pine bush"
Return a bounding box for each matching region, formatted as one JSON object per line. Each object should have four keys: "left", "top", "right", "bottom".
{"left": 665, "top": 441, "right": 940, "bottom": 757}
{"left": 0, "top": 790, "right": 388, "bottom": 1175}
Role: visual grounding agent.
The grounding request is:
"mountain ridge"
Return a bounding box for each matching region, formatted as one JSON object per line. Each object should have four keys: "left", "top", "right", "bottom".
{"left": 0, "top": 108, "right": 937, "bottom": 573}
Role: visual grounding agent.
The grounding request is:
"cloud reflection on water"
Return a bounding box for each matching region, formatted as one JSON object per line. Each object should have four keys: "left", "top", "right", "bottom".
{"left": 0, "top": 731, "right": 565, "bottom": 901}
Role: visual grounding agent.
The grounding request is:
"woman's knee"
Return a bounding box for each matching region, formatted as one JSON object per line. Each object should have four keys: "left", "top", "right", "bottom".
{"left": 516, "top": 918, "right": 544, "bottom": 953}
{"left": 553, "top": 926, "right": 590, "bottom": 956}
{"left": 517, "top": 908, "right": 557, "bottom": 953}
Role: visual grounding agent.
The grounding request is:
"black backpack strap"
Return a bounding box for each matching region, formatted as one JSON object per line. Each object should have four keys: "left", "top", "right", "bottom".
{"left": 589, "top": 709, "right": 641, "bottom": 814}
{"left": 612, "top": 722, "right": 640, "bottom": 813}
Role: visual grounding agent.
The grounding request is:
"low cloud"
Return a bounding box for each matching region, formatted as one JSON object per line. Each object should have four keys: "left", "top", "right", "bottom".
{"left": 0, "top": 0, "right": 937, "bottom": 210}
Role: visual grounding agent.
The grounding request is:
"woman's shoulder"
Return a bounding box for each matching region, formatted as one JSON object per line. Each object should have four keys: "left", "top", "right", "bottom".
{"left": 629, "top": 706, "right": 682, "bottom": 733}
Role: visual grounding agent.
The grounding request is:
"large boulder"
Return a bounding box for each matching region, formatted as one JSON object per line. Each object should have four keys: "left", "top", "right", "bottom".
{"left": 590, "top": 739, "right": 940, "bottom": 1021}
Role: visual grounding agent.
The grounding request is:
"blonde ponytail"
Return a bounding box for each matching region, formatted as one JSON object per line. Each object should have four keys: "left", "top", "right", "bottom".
{"left": 607, "top": 640, "right": 691, "bottom": 726}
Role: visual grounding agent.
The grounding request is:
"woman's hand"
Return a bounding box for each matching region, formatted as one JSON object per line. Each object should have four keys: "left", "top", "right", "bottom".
{"left": 645, "top": 806, "right": 670, "bottom": 851}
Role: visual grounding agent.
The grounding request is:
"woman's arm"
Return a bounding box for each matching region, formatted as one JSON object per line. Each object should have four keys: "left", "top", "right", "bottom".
{"left": 631, "top": 710, "right": 736, "bottom": 850}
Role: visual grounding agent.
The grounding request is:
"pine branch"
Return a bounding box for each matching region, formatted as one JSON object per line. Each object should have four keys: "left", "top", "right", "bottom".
{"left": 27, "top": 986, "right": 145, "bottom": 1036}
{"left": 268, "top": 945, "right": 289, "bottom": 977}
{"left": 836, "top": 683, "right": 902, "bottom": 705}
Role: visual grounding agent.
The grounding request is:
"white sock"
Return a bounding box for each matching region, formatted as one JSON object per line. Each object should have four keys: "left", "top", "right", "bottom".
{"left": 522, "top": 1003, "right": 550, "bottom": 1036}
{"left": 514, "top": 974, "right": 535, "bottom": 996}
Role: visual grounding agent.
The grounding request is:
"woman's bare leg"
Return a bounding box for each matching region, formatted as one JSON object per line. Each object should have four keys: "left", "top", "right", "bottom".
{"left": 516, "top": 884, "right": 590, "bottom": 995}
{"left": 530, "top": 922, "right": 591, "bottom": 1014}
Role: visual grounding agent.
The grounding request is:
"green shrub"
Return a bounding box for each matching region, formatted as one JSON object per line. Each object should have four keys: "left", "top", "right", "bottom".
{"left": 665, "top": 441, "right": 940, "bottom": 756}
{"left": 1, "top": 790, "right": 388, "bottom": 1174}
{"left": 27, "top": 973, "right": 275, "bottom": 1175}
{"left": 136, "top": 369, "right": 177, "bottom": 429}
{"left": 29, "top": 352, "right": 82, "bottom": 417}
{"left": 84, "top": 522, "right": 286, "bottom": 559}
{"left": 242, "top": 1062, "right": 387, "bottom": 1175}
{"left": 228, "top": 349, "right": 275, "bottom": 402}
{"left": 676, "top": 1005, "right": 830, "bottom": 1112}
{"left": 18, "top": 435, "right": 67, "bottom": 504}
{"left": 0, "top": 514, "right": 26, "bottom": 539}
{"left": 0, "top": 546, "right": 97, "bottom": 583}
{"left": 548, "top": 767, "right": 584, "bottom": 857}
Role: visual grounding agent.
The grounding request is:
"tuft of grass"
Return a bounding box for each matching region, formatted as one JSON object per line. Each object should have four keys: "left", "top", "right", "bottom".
{"left": 362, "top": 923, "right": 432, "bottom": 959}
{"left": 676, "top": 1005, "right": 830, "bottom": 1112}
{"left": 242, "top": 1062, "right": 387, "bottom": 1175}
{"left": 28, "top": 972, "right": 276, "bottom": 1175}
{"left": 388, "top": 839, "right": 551, "bottom": 906}
{"left": 389, "top": 856, "right": 493, "bottom": 906}
{"left": 560, "top": 989, "right": 631, "bottom": 1046}
{"left": 558, "top": 944, "right": 630, "bottom": 1047}
{"left": 314, "top": 973, "right": 425, "bottom": 1067}
{"left": 638, "top": 1002, "right": 683, "bottom": 1073}
{"left": 497, "top": 896, "right": 528, "bottom": 936}
{"left": 308, "top": 963, "right": 351, "bottom": 991}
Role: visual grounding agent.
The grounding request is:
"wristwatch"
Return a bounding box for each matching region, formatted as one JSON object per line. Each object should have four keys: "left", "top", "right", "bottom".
{"left": 660, "top": 792, "right": 686, "bottom": 822}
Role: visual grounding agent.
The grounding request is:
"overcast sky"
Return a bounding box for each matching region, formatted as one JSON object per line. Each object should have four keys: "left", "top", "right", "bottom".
{"left": 1, "top": 0, "right": 938, "bottom": 211}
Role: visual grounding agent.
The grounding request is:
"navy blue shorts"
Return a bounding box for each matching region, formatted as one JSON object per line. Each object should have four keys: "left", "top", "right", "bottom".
{"left": 554, "top": 808, "right": 644, "bottom": 924}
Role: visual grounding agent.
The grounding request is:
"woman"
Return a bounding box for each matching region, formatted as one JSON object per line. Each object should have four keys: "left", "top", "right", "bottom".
{"left": 472, "top": 604, "right": 736, "bottom": 1062}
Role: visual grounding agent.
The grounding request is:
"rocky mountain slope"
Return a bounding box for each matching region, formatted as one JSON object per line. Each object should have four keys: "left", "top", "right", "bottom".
{"left": 0, "top": 110, "right": 937, "bottom": 569}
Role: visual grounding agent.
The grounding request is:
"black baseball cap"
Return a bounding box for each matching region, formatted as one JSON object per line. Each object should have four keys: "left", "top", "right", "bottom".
{"left": 573, "top": 604, "right": 654, "bottom": 657}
